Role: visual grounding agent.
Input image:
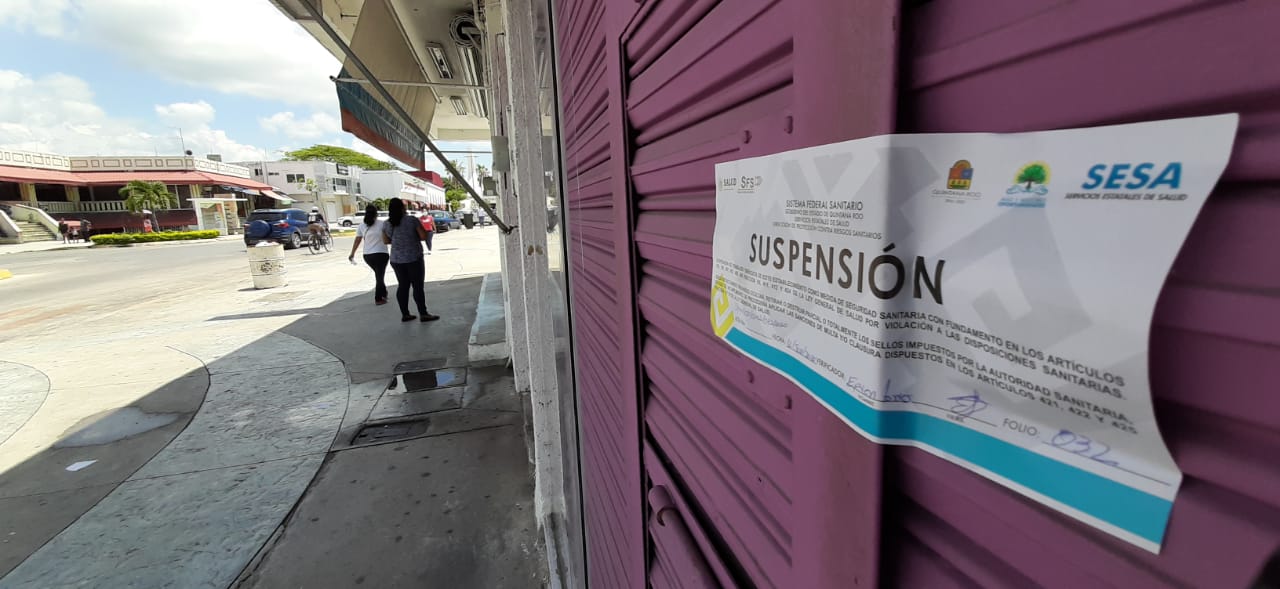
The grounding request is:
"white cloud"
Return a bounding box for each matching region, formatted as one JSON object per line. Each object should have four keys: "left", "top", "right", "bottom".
{"left": 0, "top": 70, "right": 267, "bottom": 161}
{"left": 260, "top": 111, "right": 341, "bottom": 140}
{"left": 155, "top": 101, "right": 216, "bottom": 127}
{"left": 0, "top": 0, "right": 72, "bottom": 36}
{"left": 15, "top": 0, "right": 340, "bottom": 110}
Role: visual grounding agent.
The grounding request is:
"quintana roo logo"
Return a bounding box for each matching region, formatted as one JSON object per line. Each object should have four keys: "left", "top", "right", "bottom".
{"left": 710, "top": 275, "right": 735, "bottom": 338}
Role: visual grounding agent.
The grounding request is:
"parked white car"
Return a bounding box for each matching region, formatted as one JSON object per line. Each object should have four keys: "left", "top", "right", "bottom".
{"left": 337, "top": 212, "right": 388, "bottom": 227}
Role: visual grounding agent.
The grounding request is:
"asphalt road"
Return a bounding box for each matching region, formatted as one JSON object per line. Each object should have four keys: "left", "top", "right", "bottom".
{"left": 0, "top": 227, "right": 503, "bottom": 339}
{"left": 0, "top": 237, "right": 357, "bottom": 339}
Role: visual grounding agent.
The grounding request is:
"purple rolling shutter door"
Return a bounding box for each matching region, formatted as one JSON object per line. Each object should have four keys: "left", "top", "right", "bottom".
{"left": 558, "top": 0, "right": 645, "bottom": 586}
{"left": 620, "top": 0, "right": 898, "bottom": 586}
{"left": 890, "top": 2, "right": 1280, "bottom": 587}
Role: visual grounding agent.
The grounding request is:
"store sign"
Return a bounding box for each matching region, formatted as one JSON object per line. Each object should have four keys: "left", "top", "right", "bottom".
{"left": 710, "top": 115, "right": 1237, "bottom": 551}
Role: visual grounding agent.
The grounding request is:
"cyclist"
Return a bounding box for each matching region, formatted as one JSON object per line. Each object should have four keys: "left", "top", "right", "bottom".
{"left": 307, "top": 206, "right": 329, "bottom": 245}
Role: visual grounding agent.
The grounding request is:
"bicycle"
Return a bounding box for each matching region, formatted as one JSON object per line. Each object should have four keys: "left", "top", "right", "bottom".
{"left": 307, "top": 229, "right": 332, "bottom": 254}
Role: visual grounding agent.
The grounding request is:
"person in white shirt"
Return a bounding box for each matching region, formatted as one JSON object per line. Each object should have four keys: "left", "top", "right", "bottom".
{"left": 348, "top": 204, "right": 390, "bottom": 305}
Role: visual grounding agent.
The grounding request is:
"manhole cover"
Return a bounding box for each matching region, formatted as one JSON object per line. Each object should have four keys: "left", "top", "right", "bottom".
{"left": 352, "top": 419, "right": 430, "bottom": 445}
{"left": 397, "top": 368, "right": 466, "bottom": 392}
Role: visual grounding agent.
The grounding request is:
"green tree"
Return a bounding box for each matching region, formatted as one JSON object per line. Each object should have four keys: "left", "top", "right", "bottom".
{"left": 1017, "top": 163, "right": 1048, "bottom": 189}
{"left": 303, "top": 178, "right": 319, "bottom": 199}
{"left": 445, "top": 189, "right": 467, "bottom": 212}
{"left": 118, "top": 180, "right": 177, "bottom": 214}
{"left": 443, "top": 160, "right": 466, "bottom": 192}
{"left": 282, "top": 144, "right": 396, "bottom": 171}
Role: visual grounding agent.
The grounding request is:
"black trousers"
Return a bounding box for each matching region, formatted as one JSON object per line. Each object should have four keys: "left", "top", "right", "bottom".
{"left": 424, "top": 230, "right": 434, "bottom": 251}
{"left": 390, "top": 258, "right": 427, "bottom": 316}
{"left": 362, "top": 252, "right": 389, "bottom": 301}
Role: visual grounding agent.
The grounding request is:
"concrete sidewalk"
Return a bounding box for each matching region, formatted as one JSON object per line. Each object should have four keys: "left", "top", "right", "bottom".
{"left": 0, "top": 240, "right": 92, "bottom": 256}
{"left": 234, "top": 276, "right": 544, "bottom": 589}
{"left": 0, "top": 229, "right": 541, "bottom": 587}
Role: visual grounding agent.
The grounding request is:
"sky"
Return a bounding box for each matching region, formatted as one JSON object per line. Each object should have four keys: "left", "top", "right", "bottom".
{"left": 0, "top": 0, "right": 490, "bottom": 174}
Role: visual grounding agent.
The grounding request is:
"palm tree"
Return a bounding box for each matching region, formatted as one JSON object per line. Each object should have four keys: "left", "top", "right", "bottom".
{"left": 119, "top": 180, "right": 177, "bottom": 214}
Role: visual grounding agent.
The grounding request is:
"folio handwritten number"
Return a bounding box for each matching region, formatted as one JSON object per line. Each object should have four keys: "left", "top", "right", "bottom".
{"left": 1050, "top": 430, "right": 1119, "bottom": 467}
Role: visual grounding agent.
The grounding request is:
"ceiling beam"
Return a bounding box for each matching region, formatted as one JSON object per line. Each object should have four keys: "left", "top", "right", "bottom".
{"left": 330, "top": 76, "right": 488, "bottom": 90}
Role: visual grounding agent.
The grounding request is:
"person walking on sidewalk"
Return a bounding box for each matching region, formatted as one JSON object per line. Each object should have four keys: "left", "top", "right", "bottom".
{"left": 419, "top": 210, "right": 435, "bottom": 255}
{"left": 58, "top": 218, "right": 69, "bottom": 244}
{"left": 382, "top": 198, "right": 440, "bottom": 322}
{"left": 349, "top": 204, "right": 390, "bottom": 305}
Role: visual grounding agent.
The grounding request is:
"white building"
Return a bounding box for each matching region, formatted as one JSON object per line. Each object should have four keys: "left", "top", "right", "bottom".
{"left": 361, "top": 170, "right": 446, "bottom": 210}
{"left": 234, "top": 160, "right": 364, "bottom": 222}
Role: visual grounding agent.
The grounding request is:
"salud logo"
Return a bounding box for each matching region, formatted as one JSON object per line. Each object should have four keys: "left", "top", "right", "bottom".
{"left": 947, "top": 160, "right": 974, "bottom": 190}
{"left": 1000, "top": 161, "right": 1051, "bottom": 208}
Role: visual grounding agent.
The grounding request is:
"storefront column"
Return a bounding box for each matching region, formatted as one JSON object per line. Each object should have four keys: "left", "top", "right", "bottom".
{"left": 19, "top": 183, "right": 36, "bottom": 203}
{"left": 504, "top": 0, "right": 576, "bottom": 584}
{"left": 65, "top": 185, "right": 80, "bottom": 203}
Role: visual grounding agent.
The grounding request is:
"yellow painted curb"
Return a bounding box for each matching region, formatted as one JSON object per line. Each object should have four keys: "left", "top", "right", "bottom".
{"left": 0, "top": 269, "right": 11, "bottom": 280}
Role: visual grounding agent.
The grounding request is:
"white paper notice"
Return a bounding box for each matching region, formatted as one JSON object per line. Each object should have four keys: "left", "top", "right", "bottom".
{"left": 710, "top": 115, "right": 1237, "bottom": 552}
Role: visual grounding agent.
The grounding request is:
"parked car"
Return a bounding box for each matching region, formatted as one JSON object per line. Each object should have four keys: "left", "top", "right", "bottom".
{"left": 428, "top": 210, "right": 461, "bottom": 231}
{"left": 338, "top": 211, "right": 388, "bottom": 227}
{"left": 243, "top": 208, "right": 323, "bottom": 249}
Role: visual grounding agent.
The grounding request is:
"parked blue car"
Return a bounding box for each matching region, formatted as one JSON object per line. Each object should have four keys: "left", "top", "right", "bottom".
{"left": 428, "top": 210, "right": 461, "bottom": 232}
{"left": 243, "top": 208, "right": 318, "bottom": 249}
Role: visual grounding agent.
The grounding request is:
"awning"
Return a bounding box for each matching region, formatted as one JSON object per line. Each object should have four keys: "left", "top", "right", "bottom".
{"left": 260, "top": 190, "right": 294, "bottom": 204}
{"left": 0, "top": 165, "right": 86, "bottom": 185}
{"left": 334, "top": 0, "right": 433, "bottom": 170}
{"left": 200, "top": 173, "right": 274, "bottom": 191}
{"left": 74, "top": 171, "right": 276, "bottom": 191}
{"left": 77, "top": 171, "right": 210, "bottom": 185}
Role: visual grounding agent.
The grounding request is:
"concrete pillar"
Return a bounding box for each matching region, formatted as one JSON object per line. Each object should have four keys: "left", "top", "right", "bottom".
{"left": 488, "top": 19, "right": 531, "bottom": 394}
{"left": 19, "top": 183, "right": 36, "bottom": 203}
{"left": 65, "top": 185, "right": 80, "bottom": 203}
{"left": 503, "top": 0, "right": 573, "bottom": 582}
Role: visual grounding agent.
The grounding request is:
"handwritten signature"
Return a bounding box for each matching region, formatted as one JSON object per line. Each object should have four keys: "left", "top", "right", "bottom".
{"left": 946, "top": 391, "right": 989, "bottom": 417}
{"left": 846, "top": 376, "right": 912, "bottom": 403}
{"left": 1049, "top": 430, "right": 1119, "bottom": 467}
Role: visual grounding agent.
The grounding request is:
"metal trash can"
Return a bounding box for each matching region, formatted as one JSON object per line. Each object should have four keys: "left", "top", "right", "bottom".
{"left": 461, "top": 211, "right": 475, "bottom": 229}
{"left": 248, "top": 242, "right": 287, "bottom": 289}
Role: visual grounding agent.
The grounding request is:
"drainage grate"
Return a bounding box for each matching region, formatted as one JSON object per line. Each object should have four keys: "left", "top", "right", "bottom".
{"left": 351, "top": 419, "right": 430, "bottom": 445}
{"left": 394, "top": 368, "right": 467, "bottom": 392}
{"left": 394, "top": 359, "right": 449, "bottom": 373}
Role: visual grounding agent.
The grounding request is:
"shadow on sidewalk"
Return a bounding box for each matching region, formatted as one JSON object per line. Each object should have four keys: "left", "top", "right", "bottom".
{"left": 0, "top": 276, "right": 544, "bottom": 588}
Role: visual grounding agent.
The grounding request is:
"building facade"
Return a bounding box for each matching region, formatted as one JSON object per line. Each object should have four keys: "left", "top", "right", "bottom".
{"left": 0, "top": 148, "right": 276, "bottom": 240}
{"left": 360, "top": 169, "right": 445, "bottom": 210}
{"left": 236, "top": 160, "right": 364, "bottom": 222}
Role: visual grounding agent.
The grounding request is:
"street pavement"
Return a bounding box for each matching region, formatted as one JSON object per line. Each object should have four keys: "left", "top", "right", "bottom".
{"left": 0, "top": 226, "right": 543, "bottom": 588}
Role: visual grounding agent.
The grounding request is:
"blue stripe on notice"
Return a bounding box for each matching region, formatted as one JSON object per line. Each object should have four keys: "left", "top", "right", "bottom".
{"left": 725, "top": 328, "right": 1171, "bottom": 545}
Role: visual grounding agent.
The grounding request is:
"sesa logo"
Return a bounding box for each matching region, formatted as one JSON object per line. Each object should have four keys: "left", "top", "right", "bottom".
{"left": 999, "top": 161, "right": 1050, "bottom": 208}
{"left": 1082, "top": 162, "right": 1181, "bottom": 190}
